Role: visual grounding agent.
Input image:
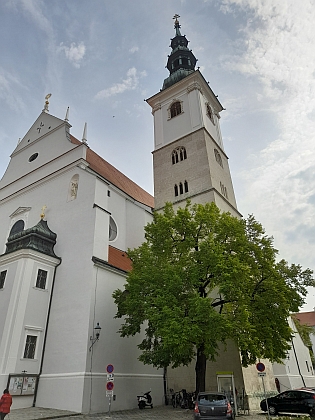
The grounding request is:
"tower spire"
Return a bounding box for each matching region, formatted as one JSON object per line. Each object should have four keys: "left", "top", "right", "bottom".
{"left": 173, "top": 14, "right": 182, "bottom": 36}
{"left": 82, "top": 122, "right": 88, "bottom": 144}
{"left": 162, "top": 16, "right": 197, "bottom": 90}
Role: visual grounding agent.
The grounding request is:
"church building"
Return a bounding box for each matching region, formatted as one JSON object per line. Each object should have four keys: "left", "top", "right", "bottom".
{"left": 0, "top": 16, "right": 313, "bottom": 414}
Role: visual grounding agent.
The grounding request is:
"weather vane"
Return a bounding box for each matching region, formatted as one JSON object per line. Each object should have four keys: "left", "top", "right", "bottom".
{"left": 43, "top": 93, "right": 52, "bottom": 113}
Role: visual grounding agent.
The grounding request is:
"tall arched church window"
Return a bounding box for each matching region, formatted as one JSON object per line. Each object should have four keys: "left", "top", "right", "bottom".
{"left": 109, "top": 216, "right": 118, "bottom": 241}
{"left": 174, "top": 184, "right": 178, "bottom": 197}
{"left": 9, "top": 220, "right": 24, "bottom": 236}
{"left": 170, "top": 101, "right": 182, "bottom": 118}
{"left": 184, "top": 180, "right": 188, "bottom": 193}
{"left": 214, "top": 149, "right": 223, "bottom": 168}
{"left": 171, "top": 146, "right": 187, "bottom": 165}
{"left": 206, "top": 103, "right": 215, "bottom": 124}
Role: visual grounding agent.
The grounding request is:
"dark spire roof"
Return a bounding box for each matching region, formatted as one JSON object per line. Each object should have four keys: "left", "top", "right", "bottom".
{"left": 162, "top": 15, "right": 197, "bottom": 90}
{"left": 4, "top": 219, "right": 59, "bottom": 258}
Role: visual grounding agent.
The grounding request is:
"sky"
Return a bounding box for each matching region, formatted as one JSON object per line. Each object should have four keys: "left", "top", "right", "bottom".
{"left": 0, "top": 0, "right": 315, "bottom": 311}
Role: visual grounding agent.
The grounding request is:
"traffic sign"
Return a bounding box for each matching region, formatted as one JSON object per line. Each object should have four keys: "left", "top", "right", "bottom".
{"left": 256, "top": 362, "right": 265, "bottom": 372}
{"left": 106, "top": 390, "right": 114, "bottom": 397}
{"left": 258, "top": 372, "right": 266, "bottom": 377}
{"left": 107, "top": 373, "right": 114, "bottom": 381}
{"left": 106, "top": 364, "right": 114, "bottom": 373}
{"left": 106, "top": 381, "right": 114, "bottom": 391}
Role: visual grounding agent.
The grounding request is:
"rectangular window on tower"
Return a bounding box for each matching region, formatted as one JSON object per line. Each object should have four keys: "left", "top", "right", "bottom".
{"left": 0, "top": 270, "right": 7, "bottom": 289}
{"left": 23, "top": 335, "right": 37, "bottom": 359}
{"left": 36, "top": 269, "right": 47, "bottom": 289}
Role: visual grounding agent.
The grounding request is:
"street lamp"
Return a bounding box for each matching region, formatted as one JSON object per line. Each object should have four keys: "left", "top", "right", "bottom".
{"left": 89, "top": 322, "right": 101, "bottom": 351}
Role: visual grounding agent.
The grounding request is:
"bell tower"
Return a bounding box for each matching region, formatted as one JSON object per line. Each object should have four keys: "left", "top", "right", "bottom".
{"left": 147, "top": 16, "right": 240, "bottom": 217}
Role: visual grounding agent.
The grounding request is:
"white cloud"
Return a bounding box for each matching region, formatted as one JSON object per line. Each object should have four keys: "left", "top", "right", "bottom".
{"left": 57, "top": 42, "right": 86, "bottom": 68}
{"left": 95, "top": 67, "right": 147, "bottom": 99}
{"left": 129, "top": 46, "right": 139, "bottom": 54}
{"left": 222, "top": 0, "right": 315, "bottom": 268}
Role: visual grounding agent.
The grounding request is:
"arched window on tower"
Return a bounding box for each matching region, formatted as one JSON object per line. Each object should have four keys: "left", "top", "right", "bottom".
{"left": 172, "top": 150, "right": 179, "bottom": 164}
{"left": 220, "top": 182, "right": 228, "bottom": 199}
{"left": 179, "top": 182, "right": 183, "bottom": 195}
{"left": 170, "top": 101, "right": 182, "bottom": 118}
{"left": 214, "top": 149, "right": 223, "bottom": 168}
{"left": 184, "top": 180, "right": 188, "bottom": 193}
{"left": 174, "top": 184, "right": 178, "bottom": 197}
{"left": 172, "top": 147, "right": 187, "bottom": 164}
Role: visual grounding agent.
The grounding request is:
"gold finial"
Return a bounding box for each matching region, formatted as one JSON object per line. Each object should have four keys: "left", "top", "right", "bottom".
{"left": 43, "top": 93, "right": 52, "bottom": 113}
{"left": 40, "top": 205, "right": 47, "bottom": 219}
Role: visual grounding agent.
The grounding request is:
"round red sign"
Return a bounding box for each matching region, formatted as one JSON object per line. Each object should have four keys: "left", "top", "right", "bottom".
{"left": 256, "top": 362, "right": 265, "bottom": 372}
{"left": 106, "top": 382, "right": 114, "bottom": 391}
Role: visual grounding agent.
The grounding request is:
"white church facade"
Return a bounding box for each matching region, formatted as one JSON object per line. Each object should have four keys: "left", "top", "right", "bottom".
{"left": 0, "top": 16, "right": 314, "bottom": 414}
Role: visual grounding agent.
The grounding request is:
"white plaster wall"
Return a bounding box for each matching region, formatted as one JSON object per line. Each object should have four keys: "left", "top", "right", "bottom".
{"left": 0, "top": 164, "right": 97, "bottom": 411}
{"left": 106, "top": 188, "right": 128, "bottom": 252}
{"left": 0, "top": 120, "right": 77, "bottom": 188}
{"left": 125, "top": 200, "right": 151, "bottom": 250}
{"left": 241, "top": 360, "right": 277, "bottom": 410}
{"left": 0, "top": 145, "right": 87, "bottom": 200}
{"left": 80, "top": 265, "right": 164, "bottom": 413}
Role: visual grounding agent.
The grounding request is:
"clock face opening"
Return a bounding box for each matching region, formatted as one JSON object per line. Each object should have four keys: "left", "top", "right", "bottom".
{"left": 29, "top": 153, "right": 39, "bottom": 162}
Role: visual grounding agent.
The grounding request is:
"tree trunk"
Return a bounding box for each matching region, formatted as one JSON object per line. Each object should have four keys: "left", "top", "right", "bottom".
{"left": 195, "top": 344, "right": 207, "bottom": 394}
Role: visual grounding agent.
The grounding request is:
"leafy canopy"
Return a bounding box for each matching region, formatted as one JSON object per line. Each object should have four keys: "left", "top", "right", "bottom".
{"left": 113, "top": 202, "right": 314, "bottom": 369}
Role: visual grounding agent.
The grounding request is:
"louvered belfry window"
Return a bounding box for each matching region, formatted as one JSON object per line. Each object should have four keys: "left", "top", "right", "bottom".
{"left": 36, "top": 269, "right": 47, "bottom": 289}
{"left": 24, "top": 335, "right": 37, "bottom": 359}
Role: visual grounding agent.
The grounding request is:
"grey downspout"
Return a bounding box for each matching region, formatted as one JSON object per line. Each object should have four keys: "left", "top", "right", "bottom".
{"left": 32, "top": 258, "right": 62, "bottom": 407}
{"left": 291, "top": 338, "right": 306, "bottom": 387}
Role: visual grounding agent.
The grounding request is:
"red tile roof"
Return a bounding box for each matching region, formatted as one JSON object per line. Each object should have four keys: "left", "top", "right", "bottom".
{"left": 294, "top": 311, "right": 315, "bottom": 327}
{"left": 108, "top": 246, "right": 132, "bottom": 272}
{"left": 70, "top": 135, "right": 154, "bottom": 208}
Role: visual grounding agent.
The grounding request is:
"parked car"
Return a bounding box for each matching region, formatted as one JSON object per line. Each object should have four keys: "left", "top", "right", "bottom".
{"left": 194, "top": 392, "right": 235, "bottom": 420}
{"left": 260, "top": 389, "right": 315, "bottom": 416}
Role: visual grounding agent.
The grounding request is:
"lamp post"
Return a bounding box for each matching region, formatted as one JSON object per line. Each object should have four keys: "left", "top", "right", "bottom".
{"left": 89, "top": 322, "right": 101, "bottom": 351}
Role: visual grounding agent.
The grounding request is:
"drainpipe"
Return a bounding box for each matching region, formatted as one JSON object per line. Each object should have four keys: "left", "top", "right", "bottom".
{"left": 32, "top": 258, "right": 62, "bottom": 407}
{"left": 291, "top": 338, "right": 306, "bottom": 387}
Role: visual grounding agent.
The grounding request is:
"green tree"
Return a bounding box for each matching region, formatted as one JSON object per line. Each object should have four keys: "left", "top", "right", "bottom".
{"left": 113, "top": 202, "right": 314, "bottom": 393}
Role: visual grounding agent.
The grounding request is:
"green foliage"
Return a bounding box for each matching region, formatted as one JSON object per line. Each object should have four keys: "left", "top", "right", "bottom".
{"left": 113, "top": 201, "right": 315, "bottom": 371}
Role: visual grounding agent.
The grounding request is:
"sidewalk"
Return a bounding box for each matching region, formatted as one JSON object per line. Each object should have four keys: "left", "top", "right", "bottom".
{"left": 6, "top": 405, "right": 265, "bottom": 420}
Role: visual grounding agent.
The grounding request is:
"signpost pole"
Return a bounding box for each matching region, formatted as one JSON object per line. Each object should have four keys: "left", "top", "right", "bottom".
{"left": 108, "top": 395, "right": 112, "bottom": 416}
{"left": 106, "top": 364, "right": 114, "bottom": 417}
{"left": 256, "top": 362, "right": 270, "bottom": 420}
{"left": 261, "top": 375, "right": 270, "bottom": 420}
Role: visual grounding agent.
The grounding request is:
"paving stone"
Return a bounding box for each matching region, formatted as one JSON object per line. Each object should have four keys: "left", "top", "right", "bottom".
{"left": 7, "top": 406, "right": 266, "bottom": 420}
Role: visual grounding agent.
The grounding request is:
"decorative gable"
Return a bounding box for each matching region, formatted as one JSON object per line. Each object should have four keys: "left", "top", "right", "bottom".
{"left": 12, "top": 112, "right": 71, "bottom": 155}
{"left": 9, "top": 207, "right": 32, "bottom": 218}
